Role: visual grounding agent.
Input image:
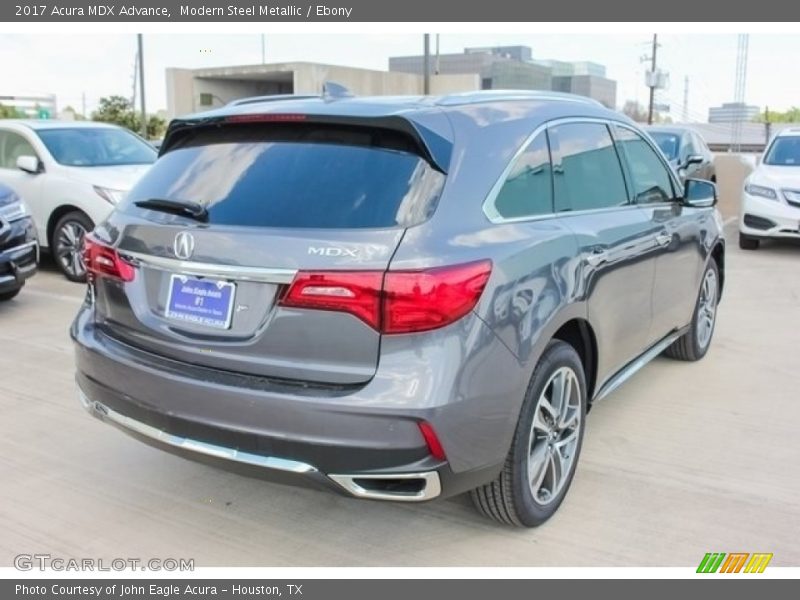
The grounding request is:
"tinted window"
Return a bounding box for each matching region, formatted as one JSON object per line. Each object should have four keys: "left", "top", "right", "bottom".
{"left": 764, "top": 136, "right": 800, "bottom": 166}
{"left": 0, "top": 131, "right": 38, "bottom": 169}
{"left": 615, "top": 126, "right": 676, "bottom": 204}
{"left": 36, "top": 127, "right": 156, "bottom": 167}
{"left": 648, "top": 132, "right": 680, "bottom": 161}
{"left": 494, "top": 131, "right": 553, "bottom": 219}
{"left": 122, "top": 129, "right": 445, "bottom": 229}
{"left": 550, "top": 122, "right": 628, "bottom": 212}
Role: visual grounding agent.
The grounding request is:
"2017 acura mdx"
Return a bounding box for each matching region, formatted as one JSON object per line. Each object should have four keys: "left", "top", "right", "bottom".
{"left": 72, "top": 90, "right": 724, "bottom": 527}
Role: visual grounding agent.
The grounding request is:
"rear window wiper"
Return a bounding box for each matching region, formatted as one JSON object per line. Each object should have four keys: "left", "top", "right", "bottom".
{"left": 134, "top": 198, "right": 208, "bottom": 222}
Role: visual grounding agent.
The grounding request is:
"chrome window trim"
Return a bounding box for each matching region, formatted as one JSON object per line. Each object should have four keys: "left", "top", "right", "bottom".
{"left": 483, "top": 116, "right": 653, "bottom": 225}
{"left": 121, "top": 250, "right": 297, "bottom": 284}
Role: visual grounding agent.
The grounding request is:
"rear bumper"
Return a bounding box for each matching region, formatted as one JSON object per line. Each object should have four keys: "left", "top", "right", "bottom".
{"left": 0, "top": 217, "right": 39, "bottom": 293}
{"left": 739, "top": 192, "right": 800, "bottom": 239}
{"left": 72, "top": 305, "right": 516, "bottom": 501}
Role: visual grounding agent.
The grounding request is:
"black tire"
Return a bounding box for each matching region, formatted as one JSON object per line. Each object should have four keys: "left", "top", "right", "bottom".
{"left": 0, "top": 287, "right": 21, "bottom": 301}
{"left": 471, "top": 340, "right": 587, "bottom": 527}
{"left": 664, "top": 260, "right": 720, "bottom": 362}
{"left": 52, "top": 211, "right": 94, "bottom": 282}
{"left": 738, "top": 233, "right": 759, "bottom": 250}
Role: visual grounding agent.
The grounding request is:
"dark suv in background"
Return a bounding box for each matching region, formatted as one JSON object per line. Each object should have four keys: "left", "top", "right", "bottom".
{"left": 72, "top": 90, "right": 724, "bottom": 527}
{"left": 0, "top": 182, "right": 37, "bottom": 301}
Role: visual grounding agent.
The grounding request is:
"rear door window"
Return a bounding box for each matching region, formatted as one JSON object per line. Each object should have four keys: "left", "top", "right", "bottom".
{"left": 549, "top": 122, "right": 629, "bottom": 212}
{"left": 121, "top": 124, "right": 445, "bottom": 229}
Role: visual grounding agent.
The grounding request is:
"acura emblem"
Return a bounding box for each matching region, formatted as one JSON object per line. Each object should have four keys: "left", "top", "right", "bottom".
{"left": 174, "top": 231, "right": 195, "bottom": 260}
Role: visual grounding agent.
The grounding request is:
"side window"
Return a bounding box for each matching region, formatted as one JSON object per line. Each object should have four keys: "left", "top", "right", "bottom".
{"left": 549, "top": 122, "right": 628, "bottom": 212}
{"left": 493, "top": 131, "right": 553, "bottom": 219}
{"left": 0, "top": 131, "right": 38, "bottom": 169}
{"left": 614, "top": 125, "right": 677, "bottom": 205}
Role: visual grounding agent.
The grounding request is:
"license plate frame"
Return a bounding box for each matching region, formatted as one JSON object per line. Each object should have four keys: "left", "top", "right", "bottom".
{"left": 165, "top": 274, "right": 236, "bottom": 330}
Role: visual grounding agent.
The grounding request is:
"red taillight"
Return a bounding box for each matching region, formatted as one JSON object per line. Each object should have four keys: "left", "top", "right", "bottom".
{"left": 418, "top": 421, "right": 447, "bottom": 461}
{"left": 383, "top": 260, "right": 492, "bottom": 334}
{"left": 224, "top": 113, "right": 307, "bottom": 124}
{"left": 83, "top": 235, "right": 136, "bottom": 282}
{"left": 279, "top": 271, "right": 384, "bottom": 329}
{"left": 278, "top": 260, "right": 492, "bottom": 334}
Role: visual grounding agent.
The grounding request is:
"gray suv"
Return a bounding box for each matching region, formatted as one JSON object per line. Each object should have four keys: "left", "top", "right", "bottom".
{"left": 72, "top": 90, "right": 724, "bottom": 527}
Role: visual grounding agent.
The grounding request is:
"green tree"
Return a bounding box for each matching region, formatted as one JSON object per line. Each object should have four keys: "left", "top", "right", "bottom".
{"left": 0, "top": 103, "right": 24, "bottom": 119}
{"left": 91, "top": 95, "right": 166, "bottom": 139}
{"left": 755, "top": 106, "right": 800, "bottom": 123}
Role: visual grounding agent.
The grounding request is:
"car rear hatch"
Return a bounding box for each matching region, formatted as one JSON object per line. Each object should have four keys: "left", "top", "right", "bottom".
{"left": 87, "top": 115, "right": 449, "bottom": 386}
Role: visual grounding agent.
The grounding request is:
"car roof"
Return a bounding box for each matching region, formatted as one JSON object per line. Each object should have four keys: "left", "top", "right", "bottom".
{"left": 180, "top": 90, "right": 616, "bottom": 125}
{"left": 1, "top": 119, "right": 122, "bottom": 131}
{"left": 775, "top": 127, "right": 800, "bottom": 138}
{"left": 645, "top": 125, "right": 696, "bottom": 136}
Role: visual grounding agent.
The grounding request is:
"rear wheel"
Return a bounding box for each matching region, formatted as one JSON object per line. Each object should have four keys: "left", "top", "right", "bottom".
{"left": 471, "top": 340, "right": 587, "bottom": 527}
{"left": 738, "top": 233, "right": 759, "bottom": 250}
{"left": 0, "top": 287, "right": 21, "bottom": 301}
{"left": 665, "top": 260, "right": 719, "bottom": 362}
{"left": 52, "top": 211, "right": 93, "bottom": 282}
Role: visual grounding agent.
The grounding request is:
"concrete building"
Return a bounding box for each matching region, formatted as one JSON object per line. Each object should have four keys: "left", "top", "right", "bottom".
{"left": 551, "top": 75, "right": 617, "bottom": 110}
{"left": 0, "top": 92, "right": 57, "bottom": 118}
{"left": 165, "top": 62, "right": 477, "bottom": 119}
{"left": 708, "top": 102, "right": 760, "bottom": 124}
{"left": 390, "top": 45, "right": 617, "bottom": 107}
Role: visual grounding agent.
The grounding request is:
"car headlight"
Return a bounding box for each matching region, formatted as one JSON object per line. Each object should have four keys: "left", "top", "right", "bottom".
{"left": 94, "top": 186, "right": 127, "bottom": 205}
{"left": 784, "top": 190, "right": 800, "bottom": 204}
{"left": 744, "top": 183, "right": 778, "bottom": 200}
{"left": 0, "top": 198, "right": 28, "bottom": 222}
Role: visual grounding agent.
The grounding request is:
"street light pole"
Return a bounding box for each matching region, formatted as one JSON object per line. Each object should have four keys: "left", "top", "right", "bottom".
{"left": 423, "top": 34, "right": 430, "bottom": 95}
{"left": 647, "top": 33, "right": 658, "bottom": 125}
{"left": 137, "top": 33, "right": 147, "bottom": 139}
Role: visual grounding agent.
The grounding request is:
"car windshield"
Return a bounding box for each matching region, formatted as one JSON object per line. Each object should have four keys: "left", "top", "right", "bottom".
{"left": 36, "top": 127, "right": 157, "bottom": 167}
{"left": 648, "top": 132, "right": 680, "bottom": 161}
{"left": 764, "top": 136, "right": 800, "bottom": 166}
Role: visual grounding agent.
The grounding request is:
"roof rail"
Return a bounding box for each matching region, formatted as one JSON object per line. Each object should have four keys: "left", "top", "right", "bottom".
{"left": 435, "top": 90, "right": 604, "bottom": 108}
{"left": 226, "top": 94, "right": 318, "bottom": 107}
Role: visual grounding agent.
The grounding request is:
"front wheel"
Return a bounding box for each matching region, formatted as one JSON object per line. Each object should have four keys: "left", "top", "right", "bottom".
{"left": 471, "top": 340, "right": 587, "bottom": 527}
{"left": 52, "top": 211, "right": 94, "bottom": 282}
{"left": 739, "top": 233, "right": 759, "bottom": 250}
{"left": 664, "top": 260, "right": 719, "bottom": 361}
{"left": 0, "top": 287, "right": 21, "bottom": 301}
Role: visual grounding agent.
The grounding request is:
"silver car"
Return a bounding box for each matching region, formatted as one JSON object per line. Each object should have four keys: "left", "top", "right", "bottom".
{"left": 72, "top": 90, "right": 724, "bottom": 527}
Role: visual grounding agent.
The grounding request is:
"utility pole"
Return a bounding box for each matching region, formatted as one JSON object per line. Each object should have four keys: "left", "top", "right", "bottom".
{"left": 682, "top": 76, "right": 689, "bottom": 122}
{"left": 81, "top": 92, "right": 86, "bottom": 119}
{"left": 137, "top": 33, "right": 147, "bottom": 139}
{"left": 423, "top": 34, "right": 430, "bottom": 95}
{"left": 261, "top": 34, "right": 266, "bottom": 64}
{"left": 647, "top": 34, "right": 658, "bottom": 125}
{"left": 765, "top": 105, "right": 772, "bottom": 147}
{"left": 435, "top": 34, "right": 440, "bottom": 75}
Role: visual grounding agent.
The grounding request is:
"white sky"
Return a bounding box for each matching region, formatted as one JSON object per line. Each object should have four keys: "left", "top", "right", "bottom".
{"left": 1, "top": 33, "right": 798, "bottom": 121}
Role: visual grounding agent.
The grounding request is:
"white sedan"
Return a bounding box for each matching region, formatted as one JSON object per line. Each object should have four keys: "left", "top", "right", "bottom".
{"left": 739, "top": 128, "right": 800, "bottom": 250}
{"left": 0, "top": 120, "right": 156, "bottom": 280}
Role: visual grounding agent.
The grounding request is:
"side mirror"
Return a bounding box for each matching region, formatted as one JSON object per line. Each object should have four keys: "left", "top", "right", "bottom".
{"left": 684, "top": 154, "right": 704, "bottom": 168}
{"left": 16, "top": 155, "right": 42, "bottom": 174}
{"left": 683, "top": 178, "right": 717, "bottom": 208}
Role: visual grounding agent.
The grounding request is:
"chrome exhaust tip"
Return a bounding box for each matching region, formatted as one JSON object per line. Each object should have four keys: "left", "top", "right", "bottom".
{"left": 328, "top": 471, "right": 441, "bottom": 502}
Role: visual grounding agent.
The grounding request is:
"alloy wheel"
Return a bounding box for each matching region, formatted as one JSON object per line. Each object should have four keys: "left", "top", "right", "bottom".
{"left": 55, "top": 221, "right": 88, "bottom": 280}
{"left": 696, "top": 268, "right": 718, "bottom": 349}
{"left": 527, "top": 366, "right": 582, "bottom": 506}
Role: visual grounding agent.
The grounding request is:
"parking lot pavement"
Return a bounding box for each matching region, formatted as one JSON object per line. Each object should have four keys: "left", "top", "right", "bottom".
{"left": 1, "top": 227, "right": 798, "bottom": 568}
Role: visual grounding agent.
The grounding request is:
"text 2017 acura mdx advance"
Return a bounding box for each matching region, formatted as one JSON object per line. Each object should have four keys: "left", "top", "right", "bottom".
{"left": 72, "top": 90, "right": 724, "bottom": 527}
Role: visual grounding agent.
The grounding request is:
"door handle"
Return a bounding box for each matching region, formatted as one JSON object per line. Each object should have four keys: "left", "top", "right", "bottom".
{"left": 585, "top": 248, "right": 607, "bottom": 267}
{"left": 655, "top": 232, "right": 672, "bottom": 246}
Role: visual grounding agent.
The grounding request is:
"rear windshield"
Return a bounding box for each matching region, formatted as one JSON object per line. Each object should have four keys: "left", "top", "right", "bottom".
{"left": 121, "top": 124, "right": 445, "bottom": 229}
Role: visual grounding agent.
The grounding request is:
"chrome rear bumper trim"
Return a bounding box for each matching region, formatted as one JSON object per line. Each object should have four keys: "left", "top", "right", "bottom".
{"left": 78, "top": 391, "right": 316, "bottom": 474}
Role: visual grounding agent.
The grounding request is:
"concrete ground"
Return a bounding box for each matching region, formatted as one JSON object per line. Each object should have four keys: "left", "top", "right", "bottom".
{"left": 1, "top": 223, "right": 798, "bottom": 568}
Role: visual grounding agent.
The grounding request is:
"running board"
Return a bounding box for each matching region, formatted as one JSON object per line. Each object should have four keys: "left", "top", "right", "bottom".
{"left": 593, "top": 330, "right": 684, "bottom": 403}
